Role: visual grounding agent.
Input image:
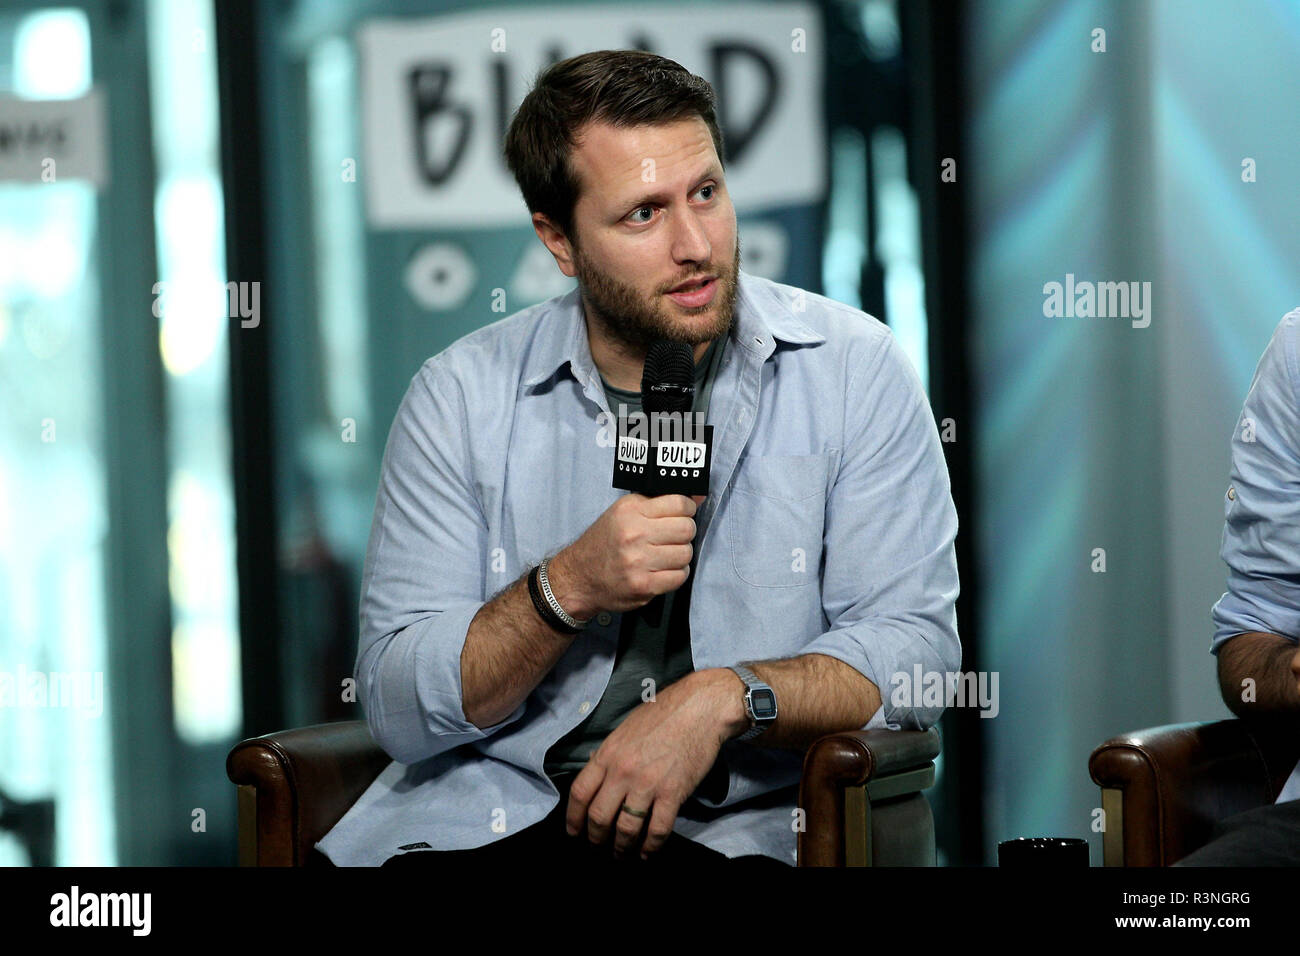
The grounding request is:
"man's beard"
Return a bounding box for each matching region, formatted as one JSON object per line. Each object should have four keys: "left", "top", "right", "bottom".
{"left": 572, "top": 236, "right": 741, "bottom": 355}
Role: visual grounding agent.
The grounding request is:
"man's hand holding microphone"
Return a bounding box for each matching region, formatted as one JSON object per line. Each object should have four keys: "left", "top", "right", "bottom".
{"left": 546, "top": 492, "right": 705, "bottom": 617}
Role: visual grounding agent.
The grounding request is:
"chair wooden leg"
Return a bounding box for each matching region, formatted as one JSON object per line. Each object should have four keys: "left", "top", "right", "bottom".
{"left": 238, "top": 785, "right": 258, "bottom": 867}
{"left": 844, "top": 784, "right": 870, "bottom": 867}
{"left": 1101, "top": 787, "right": 1125, "bottom": 866}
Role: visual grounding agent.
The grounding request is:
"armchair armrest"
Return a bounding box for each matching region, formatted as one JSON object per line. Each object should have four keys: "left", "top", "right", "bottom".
{"left": 798, "top": 727, "right": 941, "bottom": 866}
{"left": 228, "top": 721, "right": 940, "bottom": 867}
{"left": 1088, "top": 718, "right": 1300, "bottom": 866}
{"left": 227, "top": 720, "right": 391, "bottom": 867}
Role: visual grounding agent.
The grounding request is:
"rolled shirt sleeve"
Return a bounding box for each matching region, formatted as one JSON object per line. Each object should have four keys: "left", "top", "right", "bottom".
{"left": 1211, "top": 310, "right": 1300, "bottom": 652}
{"left": 356, "top": 357, "right": 525, "bottom": 765}
{"left": 697, "top": 329, "right": 962, "bottom": 810}
{"left": 799, "top": 330, "right": 962, "bottom": 730}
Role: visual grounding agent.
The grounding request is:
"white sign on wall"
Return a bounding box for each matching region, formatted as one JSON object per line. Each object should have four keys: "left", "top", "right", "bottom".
{"left": 0, "top": 89, "right": 107, "bottom": 185}
{"left": 357, "top": 4, "right": 825, "bottom": 230}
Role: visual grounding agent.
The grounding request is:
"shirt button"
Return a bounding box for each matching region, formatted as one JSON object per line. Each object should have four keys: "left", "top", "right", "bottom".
{"left": 738, "top": 409, "right": 748, "bottom": 424}
{"left": 1227, "top": 486, "right": 1236, "bottom": 501}
{"left": 579, "top": 701, "right": 591, "bottom": 714}
{"left": 596, "top": 612, "right": 612, "bottom": 626}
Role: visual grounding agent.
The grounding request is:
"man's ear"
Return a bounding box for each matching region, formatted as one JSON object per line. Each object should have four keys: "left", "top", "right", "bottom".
{"left": 533, "top": 213, "right": 576, "bottom": 278}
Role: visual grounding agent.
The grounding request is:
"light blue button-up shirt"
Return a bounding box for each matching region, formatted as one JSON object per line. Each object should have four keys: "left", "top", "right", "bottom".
{"left": 316, "top": 268, "right": 961, "bottom": 866}
{"left": 1211, "top": 308, "right": 1300, "bottom": 803}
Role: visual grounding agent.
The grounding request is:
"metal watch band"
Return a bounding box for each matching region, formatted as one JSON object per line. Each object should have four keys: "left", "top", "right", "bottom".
{"left": 729, "top": 662, "right": 776, "bottom": 741}
{"left": 537, "top": 557, "right": 589, "bottom": 631}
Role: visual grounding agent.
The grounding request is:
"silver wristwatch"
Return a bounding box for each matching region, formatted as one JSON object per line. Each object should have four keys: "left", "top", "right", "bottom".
{"left": 728, "top": 663, "right": 777, "bottom": 742}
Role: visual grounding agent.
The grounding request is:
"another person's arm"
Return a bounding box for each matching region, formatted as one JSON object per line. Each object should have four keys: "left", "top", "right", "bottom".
{"left": 1210, "top": 311, "right": 1300, "bottom": 718}
{"left": 1216, "top": 631, "right": 1300, "bottom": 717}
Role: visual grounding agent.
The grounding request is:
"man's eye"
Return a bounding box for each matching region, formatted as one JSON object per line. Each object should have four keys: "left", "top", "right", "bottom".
{"left": 627, "top": 186, "right": 715, "bottom": 224}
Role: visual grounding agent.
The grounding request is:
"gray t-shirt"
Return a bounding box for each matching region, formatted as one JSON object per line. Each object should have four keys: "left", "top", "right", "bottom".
{"left": 544, "top": 333, "right": 728, "bottom": 776}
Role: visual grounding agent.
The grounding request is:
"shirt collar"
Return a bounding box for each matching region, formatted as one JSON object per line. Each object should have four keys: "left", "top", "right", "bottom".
{"left": 520, "top": 267, "right": 826, "bottom": 390}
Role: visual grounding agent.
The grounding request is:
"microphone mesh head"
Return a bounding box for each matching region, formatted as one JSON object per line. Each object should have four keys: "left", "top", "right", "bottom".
{"left": 641, "top": 340, "right": 695, "bottom": 415}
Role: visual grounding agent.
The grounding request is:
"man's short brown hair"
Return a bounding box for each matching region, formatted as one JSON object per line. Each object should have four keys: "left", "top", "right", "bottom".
{"left": 503, "top": 49, "right": 725, "bottom": 249}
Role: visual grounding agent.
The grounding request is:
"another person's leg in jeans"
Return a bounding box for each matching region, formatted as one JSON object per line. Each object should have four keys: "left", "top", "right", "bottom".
{"left": 1173, "top": 799, "right": 1300, "bottom": 866}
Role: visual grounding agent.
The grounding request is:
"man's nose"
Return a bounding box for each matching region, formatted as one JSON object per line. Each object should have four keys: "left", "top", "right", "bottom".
{"left": 670, "top": 209, "right": 711, "bottom": 263}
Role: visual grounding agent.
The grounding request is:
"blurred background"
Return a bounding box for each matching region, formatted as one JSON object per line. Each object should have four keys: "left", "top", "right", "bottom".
{"left": 1, "top": 0, "right": 1296, "bottom": 866}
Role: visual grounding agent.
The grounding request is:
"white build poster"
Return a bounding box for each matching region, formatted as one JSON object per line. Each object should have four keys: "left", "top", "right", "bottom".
{"left": 358, "top": 4, "right": 825, "bottom": 230}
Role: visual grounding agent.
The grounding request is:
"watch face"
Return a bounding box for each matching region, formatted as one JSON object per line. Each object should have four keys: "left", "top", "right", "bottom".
{"left": 751, "top": 688, "right": 777, "bottom": 719}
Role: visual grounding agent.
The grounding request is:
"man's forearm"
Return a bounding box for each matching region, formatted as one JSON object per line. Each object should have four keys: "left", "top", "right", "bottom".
{"left": 460, "top": 549, "right": 598, "bottom": 729}
{"left": 1217, "top": 631, "right": 1300, "bottom": 717}
{"left": 697, "top": 653, "right": 882, "bottom": 750}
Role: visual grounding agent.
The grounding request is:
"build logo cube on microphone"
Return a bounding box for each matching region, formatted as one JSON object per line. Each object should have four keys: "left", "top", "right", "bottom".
{"left": 612, "top": 340, "right": 714, "bottom": 496}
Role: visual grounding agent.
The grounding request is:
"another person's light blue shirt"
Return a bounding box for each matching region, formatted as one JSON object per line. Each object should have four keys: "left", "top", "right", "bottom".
{"left": 1211, "top": 308, "right": 1300, "bottom": 803}
{"left": 317, "top": 268, "right": 961, "bottom": 866}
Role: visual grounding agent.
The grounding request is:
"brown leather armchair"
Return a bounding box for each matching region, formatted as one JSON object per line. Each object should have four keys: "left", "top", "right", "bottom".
{"left": 1089, "top": 717, "right": 1300, "bottom": 866}
{"left": 227, "top": 720, "right": 941, "bottom": 867}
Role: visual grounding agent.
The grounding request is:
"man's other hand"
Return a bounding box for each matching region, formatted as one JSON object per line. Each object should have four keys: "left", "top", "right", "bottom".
{"left": 564, "top": 669, "right": 739, "bottom": 859}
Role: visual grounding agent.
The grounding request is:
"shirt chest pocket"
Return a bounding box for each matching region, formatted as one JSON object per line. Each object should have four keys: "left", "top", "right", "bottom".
{"left": 726, "top": 452, "right": 833, "bottom": 588}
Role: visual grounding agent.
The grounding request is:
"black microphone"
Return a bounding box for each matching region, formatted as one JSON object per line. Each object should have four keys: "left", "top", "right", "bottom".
{"left": 642, "top": 340, "right": 695, "bottom": 416}
{"left": 611, "top": 340, "right": 713, "bottom": 496}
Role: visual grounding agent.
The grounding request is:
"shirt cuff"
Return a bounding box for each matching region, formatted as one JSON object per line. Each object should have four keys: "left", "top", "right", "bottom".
{"left": 360, "top": 601, "right": 527, "bottom": 764}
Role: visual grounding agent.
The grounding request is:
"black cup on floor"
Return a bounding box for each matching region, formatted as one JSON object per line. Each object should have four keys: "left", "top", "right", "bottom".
{"left": 998, "top": 837, "right": 1089, "bottom": 867}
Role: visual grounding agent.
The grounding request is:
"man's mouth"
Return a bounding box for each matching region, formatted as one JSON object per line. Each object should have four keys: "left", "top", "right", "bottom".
{"left": 667, "top": 276, "right": 718, "bottom": 307}
{"left": 669, "top": 275, "right": 716, "bottom": 293}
